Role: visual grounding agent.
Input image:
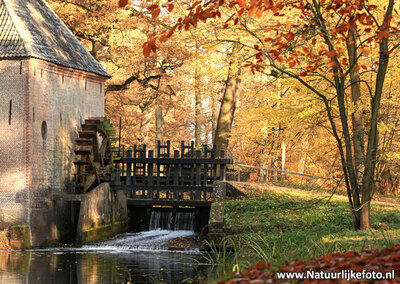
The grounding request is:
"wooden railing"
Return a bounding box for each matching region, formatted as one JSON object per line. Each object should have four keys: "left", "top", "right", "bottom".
{"left": 111, "top": 141, "right": 232, "bottom": 202}
{"left": 233, "top": 164, "right": 339, "bottom": 187}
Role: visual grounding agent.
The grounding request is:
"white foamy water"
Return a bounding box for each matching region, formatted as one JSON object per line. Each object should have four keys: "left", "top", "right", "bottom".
{"left": 79, "top": 230, "right": 199, "bottom": 253}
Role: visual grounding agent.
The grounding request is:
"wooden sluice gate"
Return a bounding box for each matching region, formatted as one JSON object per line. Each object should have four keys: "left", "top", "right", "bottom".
{"left": 111, "top": 141, "right": 233, "bottom": 207}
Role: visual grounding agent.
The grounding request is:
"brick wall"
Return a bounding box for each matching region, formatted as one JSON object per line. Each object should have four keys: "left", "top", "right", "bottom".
{"left": 0, "top": 59, "right": 30, "bottom": 224}
{"left": 0, "top": 58, "right": 107, "bottom": 246}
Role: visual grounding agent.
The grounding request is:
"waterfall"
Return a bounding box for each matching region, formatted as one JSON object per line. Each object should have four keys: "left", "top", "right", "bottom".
{"left": 174, "top": 212, "right": 195, "bottom": 231}
{"left": 149, "top": 210, "right": 173, "bottom": 230}
{"left": 149, "top": 209, "right": 195, "bottom": 232}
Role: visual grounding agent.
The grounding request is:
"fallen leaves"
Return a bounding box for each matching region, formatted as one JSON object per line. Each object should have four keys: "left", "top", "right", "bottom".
{"left": 218, "top": 245, "right": 400, "bottom": 283}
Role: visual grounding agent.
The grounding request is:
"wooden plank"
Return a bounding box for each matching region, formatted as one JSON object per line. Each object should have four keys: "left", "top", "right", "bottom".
{"left": 127, "top": 199, "right": 211, "bottom": 207}
{"left": 112, "top": 185, "right": 212, "bottom": 192}
{"left": 117, "top": 157, "right": 232, "bottom": 164}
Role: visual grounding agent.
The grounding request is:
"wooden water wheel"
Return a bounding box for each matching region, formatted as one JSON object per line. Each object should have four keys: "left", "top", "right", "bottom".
{"left": 74, "top": 117, "right": 116, "bottom": 193}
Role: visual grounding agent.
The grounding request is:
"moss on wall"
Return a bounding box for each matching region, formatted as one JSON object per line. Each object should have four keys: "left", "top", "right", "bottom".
{"left": 10, "top": 225, "right": 31, "bottom": 250}
{"left": 79, "top": 219, "right": 128, "bottom": 244}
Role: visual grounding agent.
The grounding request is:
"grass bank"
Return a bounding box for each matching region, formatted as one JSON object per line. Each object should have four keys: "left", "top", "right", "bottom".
{"left": 207, "top": 182, "right": 400, "bottom": 276}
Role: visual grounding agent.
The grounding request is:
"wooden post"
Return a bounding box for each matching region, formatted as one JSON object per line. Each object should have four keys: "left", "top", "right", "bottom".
{"left": 118, "top": 116, "right": 122, "bottom": 157}
{"left": 220, "top": 151, "right": 226, "bottom": 181}
{"left": 148, "top": 150, "right": 154, "bottom": 198}
{"left": 238, "top": 165, "right": 241, "bottom": 182}
{"left": 195, "top": 150, "right": 201, "bottom": 186}
{"left": 157, "top": 140, "right": 161, "bottom": 157}
{"left": 195, "top": 151, "right": 201, "bottom": 200}
{"left": 122, "top": 145, "right": 125, "bottom": 175}
{"left": 173, "top": 150, "right": 179, "bottom": 199}
{"left": 126, "top": 149, "right": 133, "bottom": 198}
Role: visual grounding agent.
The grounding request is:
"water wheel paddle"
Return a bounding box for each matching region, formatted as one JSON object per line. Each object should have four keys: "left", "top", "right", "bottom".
{"left": 74, "top": 117, "right": 116, "bottom": 193}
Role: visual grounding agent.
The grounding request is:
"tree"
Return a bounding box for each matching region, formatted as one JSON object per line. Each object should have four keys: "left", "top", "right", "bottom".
{"left": 126, "top": 0, "right": 400, "bottom": 230}
{"left": 214, "top": 42, "right": 242, "bottom": 153}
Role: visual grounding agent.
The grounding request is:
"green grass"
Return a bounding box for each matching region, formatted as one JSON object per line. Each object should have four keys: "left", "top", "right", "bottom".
{"left": 215, "top": 184, "right": 400, "bottom": 272}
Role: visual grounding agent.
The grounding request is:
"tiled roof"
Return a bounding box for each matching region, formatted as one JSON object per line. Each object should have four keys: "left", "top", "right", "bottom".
{"left": 0, "top": 0, "right": 111, "bottom": 78}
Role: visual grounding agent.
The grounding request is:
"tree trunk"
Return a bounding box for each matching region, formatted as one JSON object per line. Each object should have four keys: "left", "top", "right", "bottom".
{"left": 281, "top": 141, "right": 286, "bottom": 182}
{"left": 359, "top": 0, "right": 394, "bottom": 230}
{"left": 297, "top": 134, "right": 309, "bottom": 174}
{"left": 346, "top": 28, "right": 365, "bottom": 182}
{"left": 211, "top": 92, "right": 217, "bottom": 144}
{"left": 194, "top": 65, "right": 202, "bottom": 147}
{"left": 155, "top": 106, "right": 163, "bottom": 143}
{"left": 214, "top": 43, "right": 241, "bottom": 154}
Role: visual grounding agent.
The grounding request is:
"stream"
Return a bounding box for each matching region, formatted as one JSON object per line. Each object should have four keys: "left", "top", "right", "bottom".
{"left": 0, "top": 211, "right": 216, "bottom": 283}
{"left": 0, "top": 230, "right": 214, "bottom": 283}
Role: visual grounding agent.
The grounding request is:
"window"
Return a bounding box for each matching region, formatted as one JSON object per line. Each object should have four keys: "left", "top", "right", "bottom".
{"left": 8, "top": 100, "right": 12, "bottom": 125}
{"left": 41, "top": 121, "right": 47, "bottom": 141}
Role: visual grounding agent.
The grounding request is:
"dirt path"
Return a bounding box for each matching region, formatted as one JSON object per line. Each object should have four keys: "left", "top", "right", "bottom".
{"left": 230, "top": 181, "right": 400, "bottom": 208}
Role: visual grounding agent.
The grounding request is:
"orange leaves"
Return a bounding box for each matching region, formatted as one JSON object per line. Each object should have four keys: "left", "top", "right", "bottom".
{"left": 118, "top": 0, "right": 129, "bottom": 7}
{"left": 237, "top": 0, "right": 246, "bottom": 8}
{"left": 219, "top": 245, "right": 400, "bottom": 284}
{"left": 147, "top": 4, "right": 159, "bottom": 11}
{"left": 359, "top": 47, "right": 370, "bottom": 56}
{"left": 325, "top": 50, "right": 336, "bottom": 58}
{"left": 377, "top": 30, "right": 390, "bottom": 40}
{"left": 146, "top": 4, "right": 161, "bottom": 19}
{"left": 167, "top": 4, "right": 174, "bottom": 12}
{"left": 152, "top": 8, "right": 161, "bottom": 19}
{"left": 284, "top": 32, "right": 295, "bottom": 42}
{"left": 142, "top": 38, "right": 157, "bottom": 57}
{"left": 248, "top": 5, "right": 257, "bottom": 16}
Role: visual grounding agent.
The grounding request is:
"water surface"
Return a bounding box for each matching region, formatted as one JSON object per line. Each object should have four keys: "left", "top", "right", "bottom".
{"left": 0, "top": 230, "right": 214, "bottom": 284}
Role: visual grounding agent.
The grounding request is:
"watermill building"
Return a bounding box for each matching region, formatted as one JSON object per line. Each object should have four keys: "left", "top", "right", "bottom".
{"left": 0, "top": 0, "right": 110, "bottom": 246}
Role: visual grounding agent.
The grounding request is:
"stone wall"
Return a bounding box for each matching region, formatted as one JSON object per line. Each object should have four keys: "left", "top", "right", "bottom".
{"left": 77, "top": 183, "right": 128, "bottom": 244}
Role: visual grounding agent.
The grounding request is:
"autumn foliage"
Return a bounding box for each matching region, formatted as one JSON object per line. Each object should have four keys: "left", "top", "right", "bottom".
{"left": 219, "top": 245, "right": 400, "bottom": 283}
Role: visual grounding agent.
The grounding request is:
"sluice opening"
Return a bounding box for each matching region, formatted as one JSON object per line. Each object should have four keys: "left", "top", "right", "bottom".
{"left": 149, "top": 208, "right": 196, "bottom": 231}
{"left": 128, "top": 205, "right": 210, "bottom": 234}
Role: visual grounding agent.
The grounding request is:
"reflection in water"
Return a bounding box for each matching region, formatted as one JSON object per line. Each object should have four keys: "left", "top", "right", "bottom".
{"left": 0, "top": 250, "right": 211, "bottom": 283}
{"left": 0, "top": 231, "right": 213, "bottom": 283}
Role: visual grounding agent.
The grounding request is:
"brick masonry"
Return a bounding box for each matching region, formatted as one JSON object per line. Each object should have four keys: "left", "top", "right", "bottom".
{"left": 0, "top": 57, "right": 106, "bottom": 246}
